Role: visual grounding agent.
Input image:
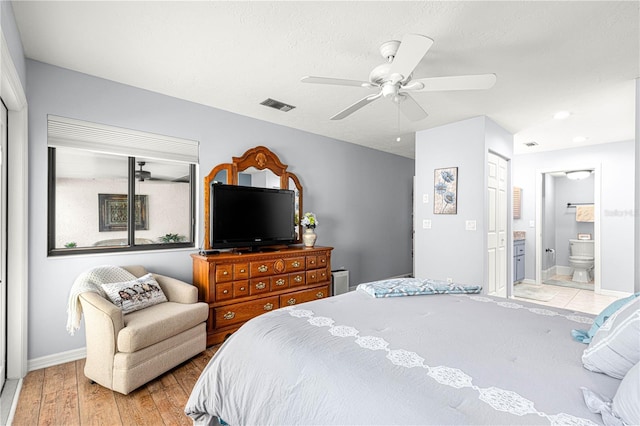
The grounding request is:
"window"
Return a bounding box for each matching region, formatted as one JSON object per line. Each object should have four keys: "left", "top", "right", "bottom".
{"left": 47, "top": 115, "right": 198, "bottom": 255}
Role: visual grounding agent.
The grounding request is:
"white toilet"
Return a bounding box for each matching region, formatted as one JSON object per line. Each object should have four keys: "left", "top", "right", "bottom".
{"left": 569, "top": 239, "right": 594, "bottom": 283}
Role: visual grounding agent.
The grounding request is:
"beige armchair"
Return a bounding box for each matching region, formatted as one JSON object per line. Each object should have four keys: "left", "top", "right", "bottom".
{"left": 78, "top": 265, "right": 209, "bottom": 395}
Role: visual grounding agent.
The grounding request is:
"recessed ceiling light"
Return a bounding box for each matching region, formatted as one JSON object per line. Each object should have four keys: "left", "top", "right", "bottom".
{"left": 573, "top": 136, "right": 587, "bottom": 143}
{"left": 553, "top": 111, "right": 571, "bottom": 120}
{"left": 396, "top": 137, "right": 401, "bottom": 142}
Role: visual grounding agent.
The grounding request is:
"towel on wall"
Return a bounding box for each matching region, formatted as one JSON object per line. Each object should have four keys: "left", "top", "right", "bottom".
{"left": 576, "top": 204, "right": 594, "bottom": 222}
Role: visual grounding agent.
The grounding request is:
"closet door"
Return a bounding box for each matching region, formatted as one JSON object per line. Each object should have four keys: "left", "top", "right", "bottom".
{"left": 487, "top": 152, "right": 507, "bottom": 297}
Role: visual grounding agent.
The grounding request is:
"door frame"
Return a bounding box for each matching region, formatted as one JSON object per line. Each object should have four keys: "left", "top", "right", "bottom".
{"left": 1, "top": 32, "right": 29, "bottom": 379}
{"left": 534, "top": 164, "right": 601, "bottom": 293}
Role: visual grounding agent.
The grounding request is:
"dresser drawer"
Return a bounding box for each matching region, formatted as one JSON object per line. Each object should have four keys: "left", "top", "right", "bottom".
{"left": 214, "top": 296, "right": 279, "bottom": 327}
{"left": 215, "top": 282, "right": 233, "bottom": 301}
{"left": 317, "top": 267, "right": 329, "bottom": 282}
{"left": 250, "top": 261, "right": 272, "bottom": 277}
{"left": 271, "top": 274, "right": 289, "bottom": 291}
{"left": 281, "top": 285, "right": 330, "bottom": 307}
{"left": 306, "top": 269, "right": 319, "bottom": 284}
{"left": 249, "top": 278, "right": 270, "bottom": 295}
{"left": 289, "top": 271, "right": 306, "bottom": 287}
{"left": 233, "top": 263, "right": 250, "bottom": 279}
{"left": 233, "top": 280, "right": 249, "bottom": 297}
{"left": 317, "top": 254, "right": 328, "bottom": 269}
{"left": 215, "top": 264, "right": 234, "bottom": 283}
{"left": 286, "top": 257, "right": 305, "bottom": 271}
{"left": 305, "top": 256, "right": 318, "bottom": 269}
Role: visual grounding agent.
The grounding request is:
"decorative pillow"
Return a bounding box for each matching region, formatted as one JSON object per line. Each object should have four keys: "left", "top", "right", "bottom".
{"left": 582, "top": 297, "right": 640, "bottom": 379}
{"left": 101, "top": 273, "right": 168, "bottom": 314}
{"left": 572, "top": 292, "right": 640, "bottom": 344}
{"left": 612, "top": 361, "right": 640, "bottom": 425}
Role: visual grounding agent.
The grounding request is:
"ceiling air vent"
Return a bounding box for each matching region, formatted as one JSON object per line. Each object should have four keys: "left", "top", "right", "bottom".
{"left": 524, "top": 141, "right": 539, "bottom": 147}
{"left": 260, "top": 98, "right": 296, "bottom": 112}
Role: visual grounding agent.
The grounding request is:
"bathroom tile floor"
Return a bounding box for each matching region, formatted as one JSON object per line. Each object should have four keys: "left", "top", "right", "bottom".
{"left": 512, "top": 283, "right": 619, "bottom": 315}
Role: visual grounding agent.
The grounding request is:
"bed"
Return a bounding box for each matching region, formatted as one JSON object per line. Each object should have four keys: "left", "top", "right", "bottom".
{"left": 185, "top": 286, "right": 629, "bottom": 425}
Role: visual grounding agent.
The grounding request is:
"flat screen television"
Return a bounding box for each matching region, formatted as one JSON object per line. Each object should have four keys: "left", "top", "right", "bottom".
{"left": 210, "top": 184, "right": 296, "bottom": 250}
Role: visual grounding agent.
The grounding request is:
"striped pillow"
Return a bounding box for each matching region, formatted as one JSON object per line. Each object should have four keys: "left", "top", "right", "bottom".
{"left": 582, "top": 297, "right": 640, "bottom": 379}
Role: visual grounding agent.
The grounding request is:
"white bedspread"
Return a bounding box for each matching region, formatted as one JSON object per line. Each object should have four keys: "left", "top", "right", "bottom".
{"left": 185, "top": 291, "right": 619, "bottom": 425}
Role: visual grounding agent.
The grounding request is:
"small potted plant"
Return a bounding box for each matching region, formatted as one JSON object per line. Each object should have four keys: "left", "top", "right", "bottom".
{"left": 159, "top": 233, "right": 186, "bottom": 244}
{"left": 300, "top": 212, "right": 318, "bottom": 247}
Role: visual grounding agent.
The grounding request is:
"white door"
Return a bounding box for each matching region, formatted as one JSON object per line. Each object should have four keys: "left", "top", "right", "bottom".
{"left": 487, "top": 152, "right": 507, "bottom": 297}
{"left": 0, "top": 100, "right": 7, "bottom": 391}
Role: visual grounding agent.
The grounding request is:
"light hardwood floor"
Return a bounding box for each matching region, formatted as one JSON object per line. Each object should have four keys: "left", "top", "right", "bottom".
{"left": 11, "top": 345, "right": 219, "bottom": 426}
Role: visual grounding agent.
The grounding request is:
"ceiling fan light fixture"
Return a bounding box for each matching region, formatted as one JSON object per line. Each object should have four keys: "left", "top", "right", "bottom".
{"left": 566, "top": 170, "right": 591, "bottom": 180}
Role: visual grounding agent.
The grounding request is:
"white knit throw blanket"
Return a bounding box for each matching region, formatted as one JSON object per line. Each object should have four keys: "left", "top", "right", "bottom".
{"left": 66, "top": 265, "right": 137, "bottom": 335}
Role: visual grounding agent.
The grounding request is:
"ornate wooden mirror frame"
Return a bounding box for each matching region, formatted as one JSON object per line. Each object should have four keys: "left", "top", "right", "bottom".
{"left": 203, "top": 146, "right": 303, "bottom": 250}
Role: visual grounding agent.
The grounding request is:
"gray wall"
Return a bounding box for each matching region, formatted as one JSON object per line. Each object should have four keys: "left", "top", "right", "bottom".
{"left": 0, "top": 0, "right": 26, "bottom": 87}
{"left": 26, "top": 59, "right": 414, "bottom": 360}
{"left": 512, "top": 140, "right": 635, "bottom": 294}
{"left": 414, "top": 116, "right": 513, "bottom": 287}
{"left": 541, "top": 174, "right": 556, "bottom": 271}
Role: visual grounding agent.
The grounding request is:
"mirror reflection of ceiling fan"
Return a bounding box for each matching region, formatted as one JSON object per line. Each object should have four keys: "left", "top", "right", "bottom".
{"left": 302, "top": 34, "right": 497, "bottom": 121}
{"left": 135, "top": 161, "right": 189, "bottom": 182}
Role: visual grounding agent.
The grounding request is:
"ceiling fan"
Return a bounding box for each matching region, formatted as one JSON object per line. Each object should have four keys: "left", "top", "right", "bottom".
{"left": 301, "top": 34, "right": 497, "bottom": 121}
{"left": 135, "top": 161, "right": 190, "bottom": 183}
{"left": 135, "top": 161, "right": 151, "bottom": 181}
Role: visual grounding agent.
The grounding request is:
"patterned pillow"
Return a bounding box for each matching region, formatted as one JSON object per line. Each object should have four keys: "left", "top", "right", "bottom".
{"left": 582, "top": 297, "right": 640, "bottom": 379}
{"left": 101, "top": 273, "right": 168, "bottom": 314}
{"left": 612, "top": 361, "right": 640, "bottom": 425}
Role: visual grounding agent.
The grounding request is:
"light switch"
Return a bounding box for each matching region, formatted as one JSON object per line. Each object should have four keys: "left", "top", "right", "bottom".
{"left": 422, "top": 194, "right": 429, "bottom": 203}
{"left": 529, "top": 220, "right": 535, "bottom": 228}
{"left": 465, "top": 220, "right": 476, "bottom": 231}
{"left": 422, "top": 219, "right": 432, "bottom": 229}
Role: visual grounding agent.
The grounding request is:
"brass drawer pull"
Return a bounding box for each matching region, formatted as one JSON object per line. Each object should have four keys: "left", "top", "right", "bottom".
{"left": 239, "top": 268, "right": 246, "bottom": 273}
{"left": 294, "top": 275, "right": 303, "bottom": 283}
{"left": 287, "top": 298, "right": 296, "bottom": 305}
{"left": 222, "top": 289, "right": 229, "bottom": 294}
{"left": 310, "top": 274, "right": 316, "bottom": 280}
{"left": 310, "top": 260, "right": 315, "bottom": 265}
{"left": 256, "top": 282, "right": 266, "bottom": 290}
{"left": 275, "top": 278, "right": 286, "bottom": 286}
{"left": 258, "top": 265, "right": 268, "bottom": 273}
{"left": 223, "top": 311, "right": 235, "bottom": 320}
{"left": 321, "top": 258, "right": 326, "bottom": 263}
{"left": 240, "top": 287, "right": 246, "bottom": 291}
{"left": 292, "top": 261, "right": 301, "bottom": 267}
{"left": 264, "top": 303, "right": 274, "bottom": 311}
{"left": 222, "top": 270, "right": 229, "bottom": 275}
{"left": 316, "top": 291, "right": 324, "bottom": 298}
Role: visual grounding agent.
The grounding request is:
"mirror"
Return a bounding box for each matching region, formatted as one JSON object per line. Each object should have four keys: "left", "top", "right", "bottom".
{"left": 204, "top": 146, "right": 303, "bottom": 250}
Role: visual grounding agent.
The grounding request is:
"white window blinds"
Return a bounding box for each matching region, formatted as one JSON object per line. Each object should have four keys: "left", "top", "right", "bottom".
{"left": 47, "top": 115, "right": 199, "bottom": 164}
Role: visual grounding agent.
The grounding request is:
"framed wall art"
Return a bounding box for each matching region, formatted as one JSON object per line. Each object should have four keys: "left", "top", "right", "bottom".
{"left": 99, "top": 193, "right": 148, "bottom": 232}
{"left": 434, "top": 167, "right": 458, "bottom": 214}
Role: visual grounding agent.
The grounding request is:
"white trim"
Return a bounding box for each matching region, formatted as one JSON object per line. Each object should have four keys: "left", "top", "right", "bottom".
{"left": 596, "top": 288, "right": 632, "bottom": 298}
{"left": 28, "top": 347, "right": 87, "bottom": 372}
{"left": 1, "top": 31, "right": 29, "bottom": 380}
{"left": 47, "top": 114, "right": 199, "bottom": 163}
{"left": 6, "top": 379, "right": 22, "bottom": 426}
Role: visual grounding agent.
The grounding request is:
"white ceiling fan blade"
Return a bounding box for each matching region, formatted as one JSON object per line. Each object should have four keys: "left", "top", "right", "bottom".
{"left": 388, "top": 34, "right": 434, "bottom": 81}
{"left": 397, "top": 94, "right": 428, "bottom": 121}
{"left": 411, "top": 74, "right": 497, "bottom": 91}
{"left": 301, "top": 76, "right": 374, "bottom": 88}
{"left": 330, "top": 93, "right": 382, "bottom": 120}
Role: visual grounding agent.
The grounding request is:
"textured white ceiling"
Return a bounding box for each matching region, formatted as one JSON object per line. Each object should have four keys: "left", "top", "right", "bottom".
{"left": 11, "top": 1, "right": 639, "bottom": 158}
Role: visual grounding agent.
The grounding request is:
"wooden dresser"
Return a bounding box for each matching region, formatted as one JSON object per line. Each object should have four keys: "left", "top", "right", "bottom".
{"left": 191, "top": 246, "right": 333, "bottom": 346}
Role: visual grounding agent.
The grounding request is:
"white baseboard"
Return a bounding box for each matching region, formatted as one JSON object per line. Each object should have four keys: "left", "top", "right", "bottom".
{"left": 556, "top": 265, "right": 572, "bottom": 276}
{"left": 596, "top": 289, "right": 632, "bottom": 298}
{"left": 28, "top": 347, "right": 86, "bottom": 372}
{"left": 542, "top": 266, "right": 556, "bottom": 281}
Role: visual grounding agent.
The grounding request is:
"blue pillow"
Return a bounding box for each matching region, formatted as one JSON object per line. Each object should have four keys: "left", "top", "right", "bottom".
{"left": 572, "top": 292, "right": 640, "bottom": 344}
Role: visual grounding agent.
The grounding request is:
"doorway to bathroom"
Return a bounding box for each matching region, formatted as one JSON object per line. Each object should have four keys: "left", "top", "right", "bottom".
{"left": 535, "top": 167, "right": 600, "bottom": 292}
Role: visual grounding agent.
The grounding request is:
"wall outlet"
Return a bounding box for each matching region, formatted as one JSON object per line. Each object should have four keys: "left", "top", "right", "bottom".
{"left": 446, "top": 277, "right": 453, "bottom": 283}
{"left": 422, "top": 219, "right": 432, "bottom": 229}
{"left": 422, "top": 193, "right": 429, "bottom": 203}
{"left": 465, "top": 220, "right": 477, "bottom": 231}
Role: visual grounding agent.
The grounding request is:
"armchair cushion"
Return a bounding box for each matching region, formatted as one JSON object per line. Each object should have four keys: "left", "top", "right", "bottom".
{"left": 101, "top": 273, "right": 167, "bottom": 314}
{"left": 117, "top": 301, "right": 209, "bottom": 353}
